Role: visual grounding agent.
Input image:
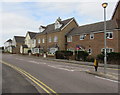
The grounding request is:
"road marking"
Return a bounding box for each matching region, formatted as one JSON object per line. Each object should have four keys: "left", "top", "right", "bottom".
{"left": 48, "top": 65, "right": 74, "bottom": 72}
{"left": 1, "top": 60, "right": 58, "bottom": 95}
{"left": 15, "top": 58, "right": 24, "bottom": 61}
{"left": 28, "top": 61, "right": 47, "bottom": 65}
{"left": 95, "top": 76, "right": 119, "bottom": 83}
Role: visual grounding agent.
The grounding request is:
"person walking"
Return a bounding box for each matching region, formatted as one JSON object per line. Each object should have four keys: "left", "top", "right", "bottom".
{"left": 94, "top": 59, "right": 98, "bottom": 72}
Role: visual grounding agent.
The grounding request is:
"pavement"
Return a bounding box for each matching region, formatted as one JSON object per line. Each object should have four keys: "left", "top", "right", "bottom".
{"left": 18, "top": 54, "right": 119, "bottom": 81}
{"left": 2, "top": 63, "right": 39, "bottom": 94}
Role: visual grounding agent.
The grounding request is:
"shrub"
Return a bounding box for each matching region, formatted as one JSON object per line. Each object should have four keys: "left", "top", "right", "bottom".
{"left": 107, "top": 52, "right": 120, "bottom": 65}
{"left": 86, "top": 57, "right": 95, "bottom": 62}
{"left": 97, "top": 54, "right": 104, "bottom": 63}
{"left": 97, "top": 52, "right": 120, "bottom": 65}
{"left": 55, "top": 51, "right": 73, "bottom": 59}
{"left": 75, "top": 51, "right": 89, "bottom": 61}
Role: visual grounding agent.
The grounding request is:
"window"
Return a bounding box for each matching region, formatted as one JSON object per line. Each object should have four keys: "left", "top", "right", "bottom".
{"left": 67, "top": 36, "right": 72, "bottom": 42}
{"left": 101, "top": 48, "right": 114, "bottom": 53}
{"left": 90, "top": 33, "right": 94, "bottom": 39}
{"left": 106, "top": 32, "right": 113, "bottom": 39}
{"left": 32, "top": 40, "right": 34, "bottom": 44}
{"left": 88, "top": 48, "right": 92, "bottom": 55}
{"left": 55, "top": 21, "right": 62, "bottom": 29}
{"left": 38, "top": 39, "right": 41, "bottom": 43}
{"left": 42, "top": 38, "right": 45, "bottom": 43}
{"left": 54, "top": 36, "right": 58, "bottom": 42}
{"left": 80, "top": 35, "right": 85, "bottom": 40}
{"left": 49, "top": 37, "right": 52, "bottom": 43}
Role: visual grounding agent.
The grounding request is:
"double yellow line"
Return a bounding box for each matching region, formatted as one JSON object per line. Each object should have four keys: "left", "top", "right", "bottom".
{"left": 1, "top": 61, "right": 58, "bottom": 95}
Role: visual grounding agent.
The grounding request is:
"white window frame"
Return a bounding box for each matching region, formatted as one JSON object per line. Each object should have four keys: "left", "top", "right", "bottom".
{"left": 101, "top": 48, "right": 114, "bottom": 53}
{"left": 67, "top": 36, "right": 72, "bottom": 42}
{"left": 80, "top": 34, "right": 85, "bottom": 40}
{"left": 38, "top": 38, "right": 41, "bottom": 43}
{"left": 42, "top": 38, "right": 45, "bottom": 43}
{"left": 106, "top": 32, "right": 113, "bottom": 39}
{"left": 49, "top": 37, "right": 52, "bottom": 43}
{"left": 54, "top": 36, "right": 58, "bottom": 42}
{"left": 90, "top": 33, "right": 94, "bottom": 39}
{"left": 88, "top": 48, "right": 92, "bottom": 55}
{"left": 55, "top": 21, "right": 62, "bottom": 29}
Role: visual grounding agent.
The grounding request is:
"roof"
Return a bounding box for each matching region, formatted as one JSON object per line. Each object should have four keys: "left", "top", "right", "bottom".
{"left": 14, "top": 36, "right": 25, "bottom": 43}
{"left": 27, "top": 31, "right": 38, "bottom": 39}
{"left": 6, "top": 39, "right": 12, "bottom": 42}
{"left": 111, "top": 0, "right": 120, "bottom": 20}
{"left": 67, "top": 20, "right": 118, "bottom": 36}
{"left": 35, "top": 18, "right": 74, "bottom": 37}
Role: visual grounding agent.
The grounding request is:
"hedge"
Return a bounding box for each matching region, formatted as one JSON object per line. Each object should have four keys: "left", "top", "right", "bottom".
{"left": 75, "top": 51, "right": 89, "bottom": 61}
{"left": 97, "top": 52, "right": 120, "bottom": 65}
{"left": 55, "top": 51, "right": 73, "bottom": 59}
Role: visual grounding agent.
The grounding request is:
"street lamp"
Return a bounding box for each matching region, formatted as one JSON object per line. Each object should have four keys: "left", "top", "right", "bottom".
{"left": 102, "top": 2, "right": 108, "bottom": 74}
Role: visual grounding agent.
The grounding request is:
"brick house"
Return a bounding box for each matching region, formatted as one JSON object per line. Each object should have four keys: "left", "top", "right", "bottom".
{"left": 34, "top": 17, "right": 78, "bottom": 55}
{"left": 12, "top": 36, "right": 25, "bottom": 53}
{"left": 112, "top": 0, "right": 120, "bottom": 21}
{"left": 66, "top": 1, "right": 120, "bottom": 57}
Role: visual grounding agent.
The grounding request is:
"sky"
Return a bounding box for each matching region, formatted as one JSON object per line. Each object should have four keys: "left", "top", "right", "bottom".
{"left": 0, "top": 0, "right": 119, "bottom": 46}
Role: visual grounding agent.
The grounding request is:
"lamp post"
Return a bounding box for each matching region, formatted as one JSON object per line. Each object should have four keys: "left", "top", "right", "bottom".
{"left": 102, "top": 2, "right": 108, "bottom": 74}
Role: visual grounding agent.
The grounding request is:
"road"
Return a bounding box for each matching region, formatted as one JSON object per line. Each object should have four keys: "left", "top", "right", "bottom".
{"left": 1, "top": 54, "right": 119, "bottom": 94}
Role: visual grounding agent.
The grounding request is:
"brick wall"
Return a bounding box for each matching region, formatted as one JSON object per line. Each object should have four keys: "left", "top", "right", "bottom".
{"left": 36, "top": 19, "right": 78, "bottom": 51}
{"left": 67, "top": 31, "right": 119, "bottom": 57}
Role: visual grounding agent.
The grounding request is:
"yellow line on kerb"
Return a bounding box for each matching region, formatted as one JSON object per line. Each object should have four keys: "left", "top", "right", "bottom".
{"left": 1, "top": 61, "right": 58, "bottom": 95}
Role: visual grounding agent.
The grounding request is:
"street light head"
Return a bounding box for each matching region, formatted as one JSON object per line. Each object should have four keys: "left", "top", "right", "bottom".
{"left": 102, "top": 3, "right": 108, "bottom": 8}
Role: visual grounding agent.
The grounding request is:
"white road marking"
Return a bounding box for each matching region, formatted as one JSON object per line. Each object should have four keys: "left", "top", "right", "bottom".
{"left": 28, "top": 61, "right": 47, "bottom": 65}
{"left": 95, "top": 76, "right": 119, "bottom": 83}
{"left": 48, "top": 64, "right": 88, "bottom": 72}
{"left": 29, "top": 61, "right": 40, "bottom": 64}
{"left": 47, "top": 65, "right": 74, "bottom": 72}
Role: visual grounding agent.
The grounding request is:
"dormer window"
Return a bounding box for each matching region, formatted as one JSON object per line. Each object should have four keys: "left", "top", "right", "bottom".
{"left": 55, "top": 17, "right": 62, "bottom": 29}
{"left": 39, "top": 26, "right": 46, "bottom": 32}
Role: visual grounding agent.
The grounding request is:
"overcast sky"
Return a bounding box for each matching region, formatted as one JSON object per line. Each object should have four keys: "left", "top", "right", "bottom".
{"left": 0, "top": 0, "right": 119, "bottom": 46}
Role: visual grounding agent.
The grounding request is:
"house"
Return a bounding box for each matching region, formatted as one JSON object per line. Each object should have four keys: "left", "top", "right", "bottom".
{"left": 0, "top": 47, "right": 4, "bottom": 53}
{"left": 66, "top": 1, "right": 120, "bottom": 57}
{"left": 112, "top": 0, "right": 120, "bottom": 21}
{"left": 34, "top": 17, "right": 78, "bottom": 55}
{"left": 12, "top": 36, "right": 25, "bottom": 53}
{"left": 66, "top": 20, "right": 120, "bottom": 57}
{"left": 20, "top": 31, "right": 37, "bottom": 54}
{"left": 4, "top": 39, "right": 12, "bottom": 53}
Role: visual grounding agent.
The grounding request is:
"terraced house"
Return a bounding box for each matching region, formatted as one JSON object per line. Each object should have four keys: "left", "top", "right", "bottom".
{"left": 20, "top": 31, "right": 38, "bottom": 54}
{"left": 66, "top": 1, "right": 120, "bottom": 57}
{"left": 34, "top": 17, "right": 78, "bottom": 55}
{"left": 12, "top": 36, "right": 25, "bottom": 54}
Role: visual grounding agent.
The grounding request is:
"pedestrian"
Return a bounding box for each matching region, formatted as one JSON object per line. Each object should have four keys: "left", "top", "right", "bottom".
{"left": 94, "top": 59, "right": 98, "bottom": 72}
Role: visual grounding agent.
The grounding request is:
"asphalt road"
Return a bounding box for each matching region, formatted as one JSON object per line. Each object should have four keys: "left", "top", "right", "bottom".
{"left": 1, "top": 54, "right": 120, "bottom": 94}
{"left": 2, "top": 63, "right": 39, "bottom": 94}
